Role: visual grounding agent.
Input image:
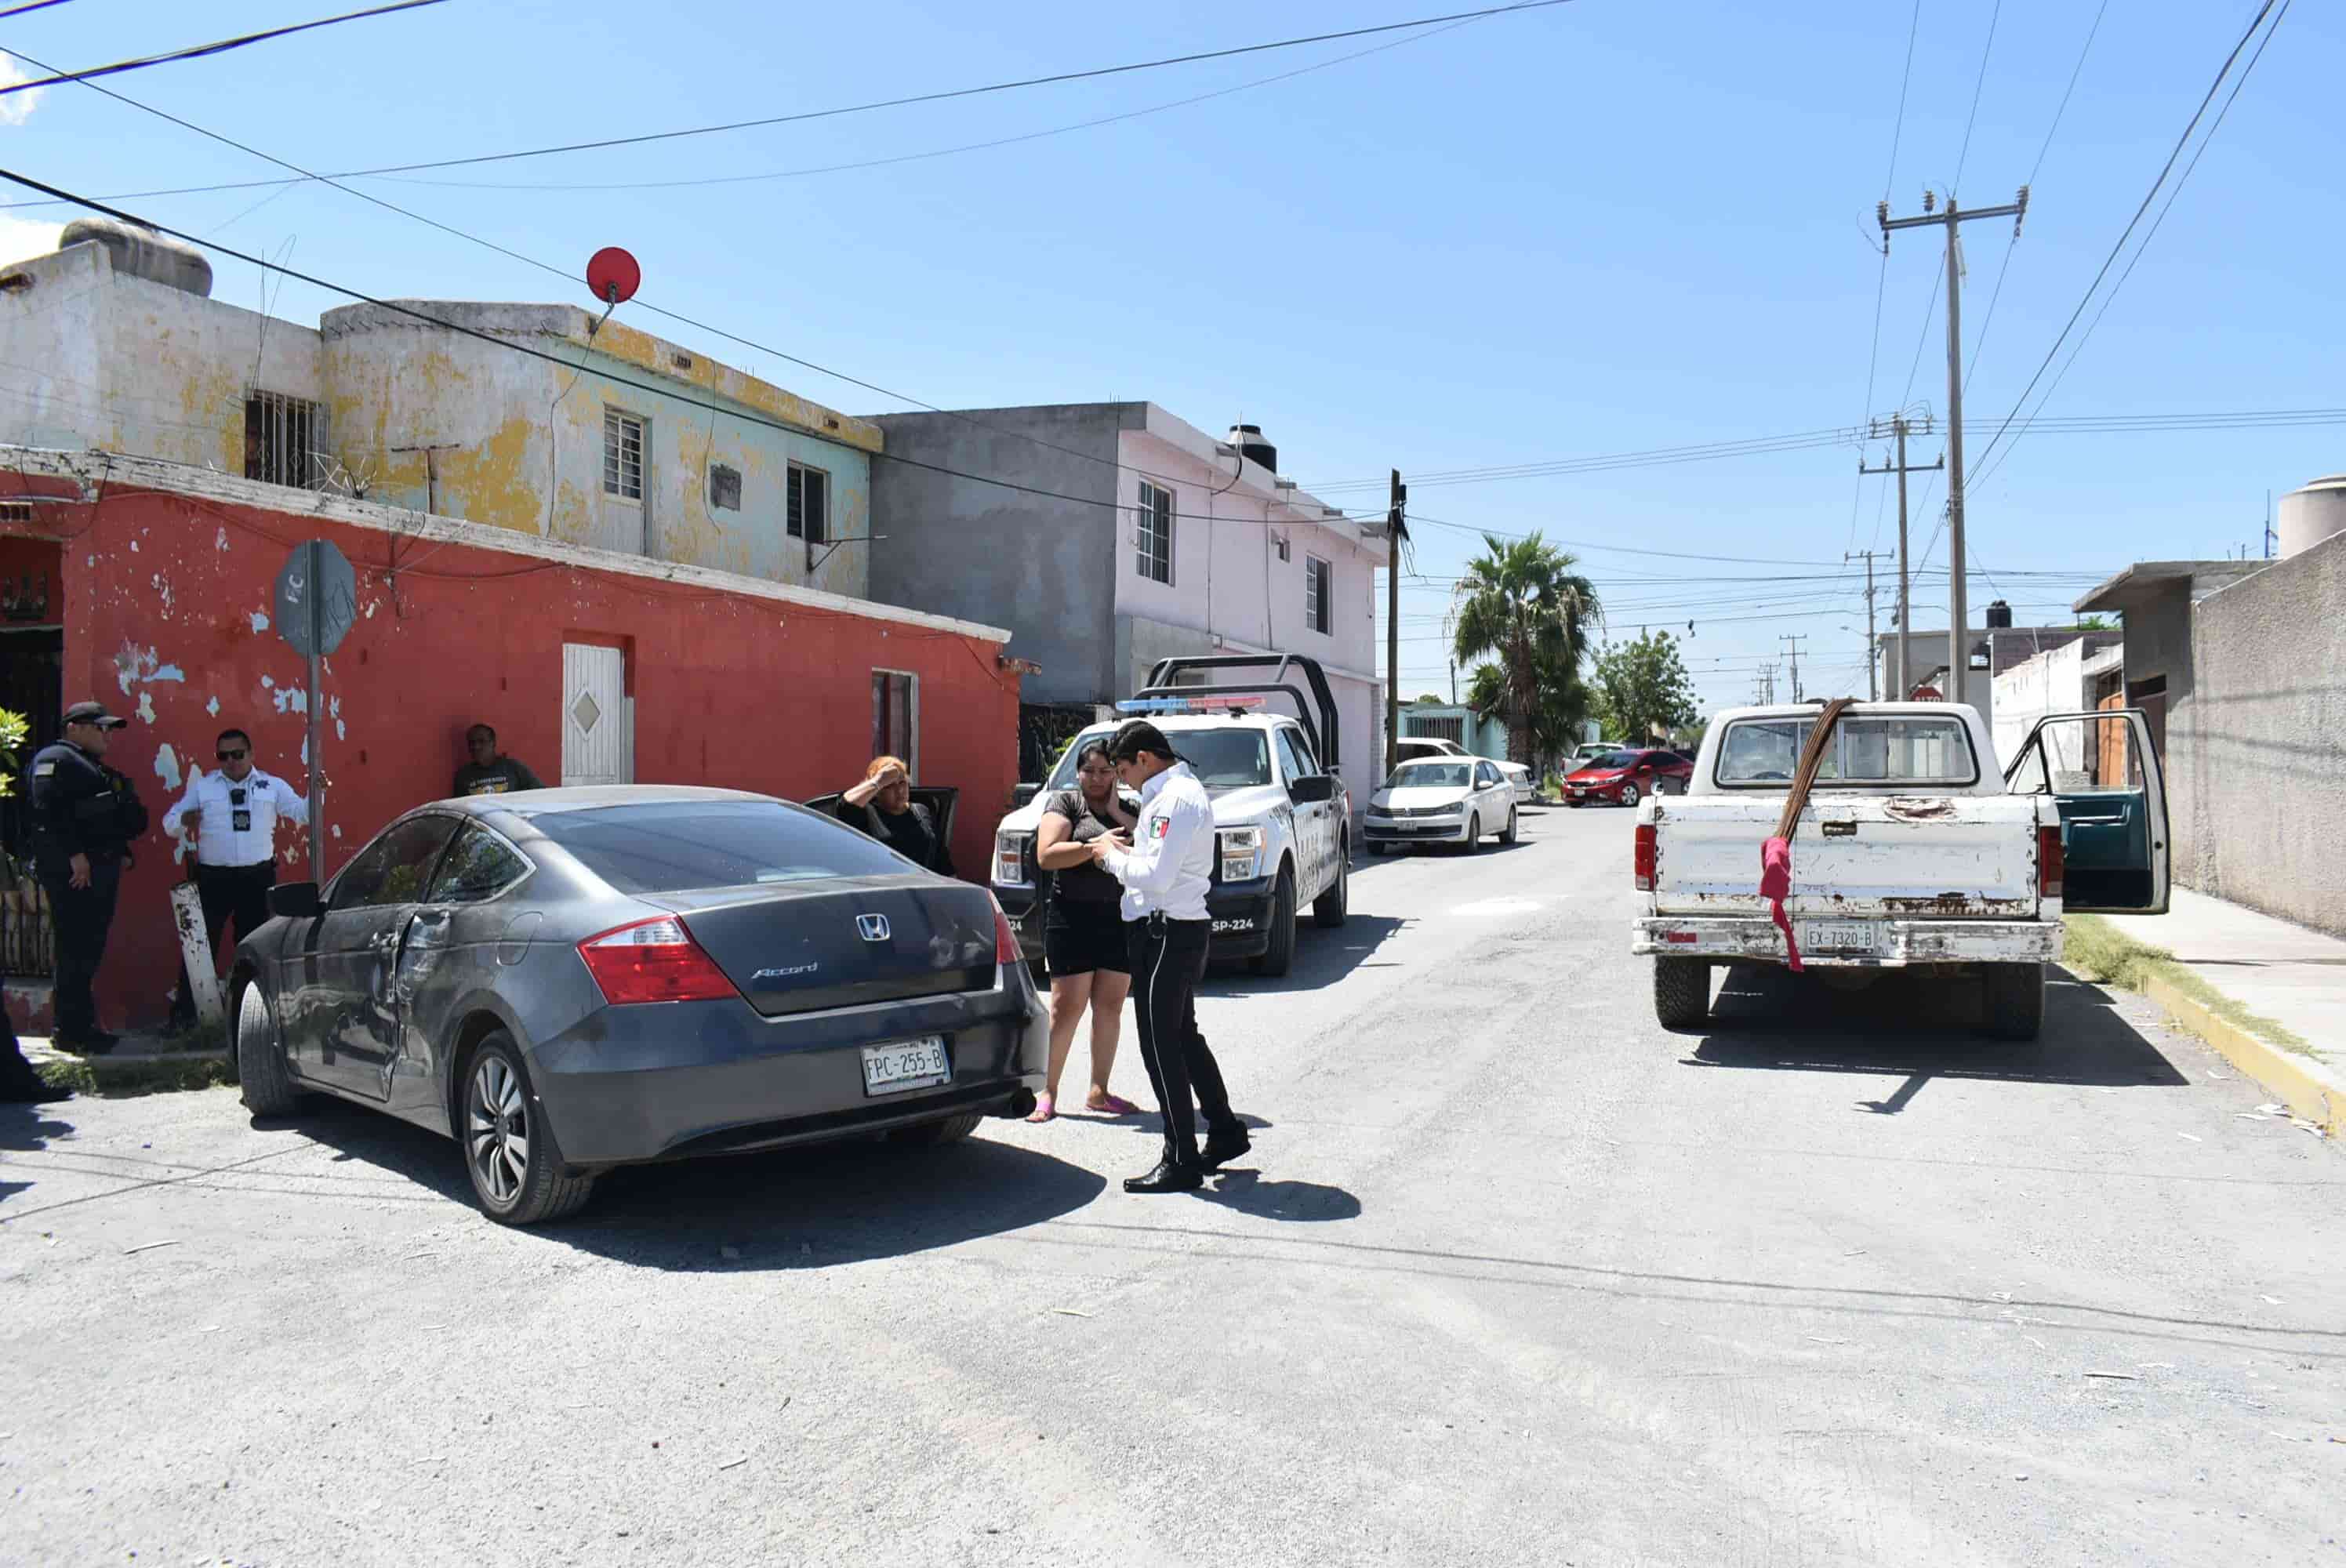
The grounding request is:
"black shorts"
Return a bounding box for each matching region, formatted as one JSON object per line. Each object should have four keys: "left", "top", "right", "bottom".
{"left": 1044, "top": 902, "right": 1130, "bottom": 977}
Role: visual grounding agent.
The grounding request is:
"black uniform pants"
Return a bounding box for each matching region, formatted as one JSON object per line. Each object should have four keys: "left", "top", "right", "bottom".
{"left": 1126, "top": 915, "right": 1237, "bottom": 1167}
{"left": 41, "top": 855, "right": 121, "bottom": 1040}
{"left": 172, "top": 862, "right": 276, "bottom": 1023}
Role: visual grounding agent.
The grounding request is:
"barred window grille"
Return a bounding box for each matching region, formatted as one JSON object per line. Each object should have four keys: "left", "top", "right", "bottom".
{"left": 787, "top": 463, "right": 829, "bottom": 543}
{"left": 603, "top": 408, "right": 645, "bottom": 500}
{"left": 243, "top": 391, "right": 329, "bottom": 489}
{"left": 1135, "top": 481, "right": 1173, "bottom": 584}
{"left": 1306, "top": 554, "right": 1332, "bottom": 633}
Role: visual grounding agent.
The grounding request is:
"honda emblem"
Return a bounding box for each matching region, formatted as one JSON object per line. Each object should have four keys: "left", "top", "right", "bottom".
{"left": 856, "top": 913, "right": 891, "bottom": 942}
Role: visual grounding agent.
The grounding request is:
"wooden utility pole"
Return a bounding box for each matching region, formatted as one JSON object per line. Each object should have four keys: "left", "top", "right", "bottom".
{"left": 1844, "top": 550, "right": 1882, "bottom": 701}
{"left": 1860, "top": 413, "right": 1941, "bottom": 701}
{"left": 1780, "top": 635, "right": 1807, "bottom": 702}
{"left": 1385, "top": 470, "right": 1406, "bottom": 779}
{"left": 1881, "top": 187, "right": 2028, "bottom": 711}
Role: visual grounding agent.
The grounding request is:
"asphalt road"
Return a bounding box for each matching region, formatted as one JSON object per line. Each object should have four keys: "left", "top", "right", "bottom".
{"left": 3, "top": 804, "right": 2340, "bottom": 1566}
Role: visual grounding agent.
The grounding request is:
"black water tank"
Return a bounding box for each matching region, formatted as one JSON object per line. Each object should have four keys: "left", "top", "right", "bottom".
{"left": 1985, "top": 599, "right": 2014, "bottom": 629}
{"left": 1228, "top": 423, "right": 1277, "bottom": 474}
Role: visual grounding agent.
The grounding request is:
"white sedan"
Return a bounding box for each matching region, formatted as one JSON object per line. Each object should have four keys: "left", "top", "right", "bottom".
{"left": 1364, "top": 758, "right": 1520, "bottom": 855}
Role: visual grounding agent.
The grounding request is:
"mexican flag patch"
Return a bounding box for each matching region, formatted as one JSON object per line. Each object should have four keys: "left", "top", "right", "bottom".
{"left": 1150, "top": 816, "right": 1171, "bottom": 840}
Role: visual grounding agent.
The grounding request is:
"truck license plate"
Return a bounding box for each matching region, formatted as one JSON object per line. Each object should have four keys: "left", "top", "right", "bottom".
{"left": 1801, "top": 921, "right": 1879, "bottom": 953}
{"left": 861, "top": 1036, "right": 950, "bottom": 1096}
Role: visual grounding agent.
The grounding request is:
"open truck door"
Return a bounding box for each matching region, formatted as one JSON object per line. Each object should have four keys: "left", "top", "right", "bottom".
{"left": 2002, "top": 709, "right": 2170, "bottom": 914}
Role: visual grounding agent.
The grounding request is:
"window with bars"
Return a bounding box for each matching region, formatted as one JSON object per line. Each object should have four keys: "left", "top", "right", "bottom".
{"left": 1306, "top": 554, "right": 1332, "bottom": 633}
{"left": 787, "top": 463, "right": 829, "bottom": 543}
{"left": 602, "top": 408, "right": 645, "bottom": 500}
{"left": 1135, "top": 481, "right": 1173, "bottom": 584}
{"left": 243, "top": 391, "right": 329, "bottom": 489}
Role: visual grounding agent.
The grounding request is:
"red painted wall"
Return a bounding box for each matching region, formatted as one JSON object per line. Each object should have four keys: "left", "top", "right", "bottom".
{"left": 9, "top": 481, "right": 1021, "bottom": 1029}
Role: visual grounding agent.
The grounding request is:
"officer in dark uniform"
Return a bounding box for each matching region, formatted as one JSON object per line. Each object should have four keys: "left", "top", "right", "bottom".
{"left": 27, "top": 701, "right": 147, "bottom": 1053}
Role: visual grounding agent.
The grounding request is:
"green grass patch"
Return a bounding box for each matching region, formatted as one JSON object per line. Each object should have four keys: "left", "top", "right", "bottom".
{"left": 36, "top": 1054, "right": 234, "bottom": 1098}
{"left": 2064, "top": 913, "right": 2321, "bottom": 1061}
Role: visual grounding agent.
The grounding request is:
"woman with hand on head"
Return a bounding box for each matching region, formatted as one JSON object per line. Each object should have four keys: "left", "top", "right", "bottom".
{"left": 1026, "top": 740, "right": 1142, "bottom": 1123}
{"left": 833, "top": 754, "right": 954, "bottom": 877}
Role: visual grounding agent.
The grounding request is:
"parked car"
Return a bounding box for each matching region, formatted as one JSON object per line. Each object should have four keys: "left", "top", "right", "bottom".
{"left": 1364, "top": 757, "right": 1520, "bottom": 854}
{"left": 227, "top": 786, "right": 1048, "bottom": 1225}
{"left": 991, "top": 654, "right": 1351, "bottom": 978}
{"left": 1571, "top": 741, "right": 1625, "bottom": 766}
{"left": 1629, "top": 702, "right": 2169, "bottom": 1040}
{"left": 1563, "top": 747, "right": 1693, "bottom": 807}
{"left": 1495, "top": 760, "right": 1537, "bottom": 805}
{"left": 1393, "top": 735, "right": 1469, "bottom": 766}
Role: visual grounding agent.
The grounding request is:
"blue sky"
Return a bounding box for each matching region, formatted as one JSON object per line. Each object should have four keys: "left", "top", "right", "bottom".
{"left": 1, "top": 0, "right": 2336, "bottom": 712}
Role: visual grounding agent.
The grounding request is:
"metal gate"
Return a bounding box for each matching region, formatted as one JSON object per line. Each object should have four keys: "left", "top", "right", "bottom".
{"left": 561, "top": 643, "right": 634, "bottom": 786}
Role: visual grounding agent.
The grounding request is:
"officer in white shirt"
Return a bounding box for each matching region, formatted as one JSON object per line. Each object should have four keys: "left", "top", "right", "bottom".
{"left": 1091, "top": 719, "right": 1251, "bottom": 1193}
{"left": 162, "top": 727, "right": 310, "bottom": 1029}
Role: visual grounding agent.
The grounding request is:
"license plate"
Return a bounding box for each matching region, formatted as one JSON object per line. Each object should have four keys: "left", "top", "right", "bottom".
{"left": 860, "top": 1036, "right": 950, "bottom": 1096}
{"left": 1800, "top": 920, "right": 1879, "bottom": 953}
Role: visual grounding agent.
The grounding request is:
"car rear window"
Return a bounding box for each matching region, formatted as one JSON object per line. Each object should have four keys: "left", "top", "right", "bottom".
{"left": 1714, "top": 715, "right": 1979, "bottom": 787}
{"left": 518, "top": 800, "right": 913, "bottom": 894}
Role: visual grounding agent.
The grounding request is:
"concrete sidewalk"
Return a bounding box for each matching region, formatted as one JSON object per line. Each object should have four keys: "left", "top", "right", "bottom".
{"left": 2092, "top": 887, "right": 2344, "bottom": 1134}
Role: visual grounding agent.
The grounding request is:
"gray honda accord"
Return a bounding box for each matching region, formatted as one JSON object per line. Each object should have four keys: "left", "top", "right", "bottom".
{"left": 228, "top": 786, "right": 1047, "bottom": 1225}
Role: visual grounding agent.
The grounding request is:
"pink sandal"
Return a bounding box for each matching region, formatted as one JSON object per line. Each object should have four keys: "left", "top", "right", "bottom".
{"left": 1085, "top": 1093, "right": 1142, "bottom": 1116}
{"left": 1026, "top": 1092, "right": 1058, "bottom": 1124}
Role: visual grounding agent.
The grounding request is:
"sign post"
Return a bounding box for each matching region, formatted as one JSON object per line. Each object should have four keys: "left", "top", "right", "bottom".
{"left": 272, "top": 540, "right": 358, "bottom": 882}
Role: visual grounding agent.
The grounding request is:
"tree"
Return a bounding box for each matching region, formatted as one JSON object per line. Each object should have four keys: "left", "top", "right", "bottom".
{"left": 1448, "top": 533, "right": 1601, "bottom": 768}
{"left": 1589, "top": 630, "right": 1699, "bottom": 746}
{"left": 2074, "top": 614, "right": 2113, "bottom": 631}
{"left": 1413, "top": 693, "right": 1446, "bottom": 706}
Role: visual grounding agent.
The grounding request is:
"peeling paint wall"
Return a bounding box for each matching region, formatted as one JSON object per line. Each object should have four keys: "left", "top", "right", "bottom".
{"left": 12, "top": 479, "right": 1019, "bottom": 1029}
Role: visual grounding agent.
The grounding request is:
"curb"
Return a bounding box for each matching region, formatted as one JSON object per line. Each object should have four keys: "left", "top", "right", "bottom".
{"left": 2135, "top": 972, "right": 2341, "bottom": 1138}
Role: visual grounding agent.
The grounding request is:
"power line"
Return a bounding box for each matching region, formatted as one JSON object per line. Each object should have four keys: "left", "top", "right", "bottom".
{"left": 0, "top": 0, "right": 444, "bottom": 97}
{"left": 1848, "top": 0, "right": 1925, "bottom": 557}
{"left": 0, "top": 0, "right": 76, "bottom": 18}
{"left": 1966, "top": 0, "right": 2283, "bottom": 483}
{"left": 1951, "top": 0, "right": 2004, "bottom": 195}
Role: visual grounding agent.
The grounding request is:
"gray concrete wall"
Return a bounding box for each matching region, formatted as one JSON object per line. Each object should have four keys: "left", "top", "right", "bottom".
{"left": 868, "top": 405, "right": 1125, "bottom": 706}
{"left": 2170, "top": 531, "right": 2346, "bottom": 936}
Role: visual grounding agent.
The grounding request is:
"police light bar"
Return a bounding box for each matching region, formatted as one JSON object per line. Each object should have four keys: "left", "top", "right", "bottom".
{"left": 1114, "top": 694, "right": 1266, "bottom": 715}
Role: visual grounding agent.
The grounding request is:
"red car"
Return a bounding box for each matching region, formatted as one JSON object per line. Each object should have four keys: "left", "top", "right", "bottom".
{"left": 1563, "top": 747, "right": 1693, "bottom": 808}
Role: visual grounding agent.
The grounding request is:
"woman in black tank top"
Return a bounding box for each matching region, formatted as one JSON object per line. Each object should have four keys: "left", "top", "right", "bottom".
{"left": 1026, "top": 741, "right": 1142, "bottom": 1122}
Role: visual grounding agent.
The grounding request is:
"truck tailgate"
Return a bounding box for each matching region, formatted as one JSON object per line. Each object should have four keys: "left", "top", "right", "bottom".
{"left": 1652, "top": 795, "right": 2043, "bottom": 919}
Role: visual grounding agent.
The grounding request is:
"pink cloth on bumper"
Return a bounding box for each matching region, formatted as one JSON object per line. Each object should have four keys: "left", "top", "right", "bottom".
{"left": 1760, "top": 836, "right": 1803, "bottom": 973}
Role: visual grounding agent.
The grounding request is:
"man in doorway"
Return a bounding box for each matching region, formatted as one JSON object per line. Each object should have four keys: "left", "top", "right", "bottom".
{"left": 452, "top": 724, "right": 545, "bottom": 798}
{"left": 162, "top": 728, "right": 309, "bottom": 1031}
{"left": 26, "top": 702, "right": 148, "bottom": 1053}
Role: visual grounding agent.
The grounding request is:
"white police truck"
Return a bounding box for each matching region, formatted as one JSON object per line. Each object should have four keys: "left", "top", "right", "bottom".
{"left": 990, "top": 655, "right": 1351, "bottom": 978}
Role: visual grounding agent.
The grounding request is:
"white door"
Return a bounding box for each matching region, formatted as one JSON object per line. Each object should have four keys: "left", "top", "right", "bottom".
{"left": 561, "top": 643, "right": 634, "bottom": 786}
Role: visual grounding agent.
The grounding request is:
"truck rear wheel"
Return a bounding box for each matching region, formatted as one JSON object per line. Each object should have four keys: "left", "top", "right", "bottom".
{"left": 1653, "top": 956, "right": 1711, "bottom": 1031}
{"left": 1981, "top": 962, "right": 2045, "bottom": 1041}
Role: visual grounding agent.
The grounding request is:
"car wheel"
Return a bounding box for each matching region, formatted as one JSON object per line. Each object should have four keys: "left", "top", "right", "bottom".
{"left": 461, "top": 1032, "right": 595, "bottom": 1227}
{"left": 1462, "top": 815, "right": 1482, "bottom": 855}
{"left": 1367, "top": 840, "right": 1389, "bottom": 857}
{"left": 234, "top": 978, "right": 301, "bottom": 1118}
{"left": 1620, "top": 782, "right": 1641, "bottom": 808}
{"left": 1566, "top": 798, "right": 1584, "bottom": 809}
{"left": 1653, "top": 957, "right": 1711, "bottom": 1031}
{"left": 1500, "top": 806, "right": 1519, "bottom": 846}
{"left": 1251, "top": 866, "right": 1298, "bottom": 978}
{"left": 895, "top": 1112, "right": 982, "bottom": 1145}
{"left": 1980, "top": 962, "right": 2045, "bottom": 1042}
{"left": 1313, "top": 840, "right": 1349, "bottom": 928}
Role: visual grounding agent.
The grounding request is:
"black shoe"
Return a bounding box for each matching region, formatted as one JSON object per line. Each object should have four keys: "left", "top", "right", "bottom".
{"left": 1200, "top": 1126, "right": 1252, "bottom": 1171}
{"left": 1123, "top": 1157, "right": 1205, "bottom": 1195}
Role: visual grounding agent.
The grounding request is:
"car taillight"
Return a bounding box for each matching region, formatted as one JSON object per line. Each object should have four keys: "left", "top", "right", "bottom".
{"left": 990, "top": 897, "right": 1019, "bottom": 964}
{"left": 993, "top": 830, "right": 1028, "bottom": 886}
{"left": 1634, "top": 822, "right": 1657, "bottom": 891}
{"left": 2038, "top": 824, "right": 2065, "bottom": 901}
{"left": 577, "top": 916, "right": 739, "bottom": 1005}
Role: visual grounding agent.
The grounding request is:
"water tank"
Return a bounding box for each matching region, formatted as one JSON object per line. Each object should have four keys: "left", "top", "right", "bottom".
{"left": 1227, "top": 423, "right": 1277, "bottom": 474}
{"left": 2277, "top": 474, "right": 2346, "bottom": 559}
{"left": 59, "top": 216, "right": 212, "bottom": 298}
{"left": 1985, "top": 599, "right": 2014, "bottom": 629}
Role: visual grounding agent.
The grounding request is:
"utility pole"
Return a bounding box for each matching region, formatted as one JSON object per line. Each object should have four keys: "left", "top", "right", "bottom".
{"left": 1385, "top": 469, "right": 1406, "bottom": 779}
{"left": 1882, "top": 186, "right": 2027, "bottom": 713}
{"left": 1757, "top": 662, "right": 1778, "bottom": 705}
{"left": 1844, "top": 550, "right": 1882, "bottom": 701}
{"left": 1780, "top": 635, "right": 1807, "bottom": 702}
{"left": 1860, "top": 413, "right": 1941, "bottom": 702}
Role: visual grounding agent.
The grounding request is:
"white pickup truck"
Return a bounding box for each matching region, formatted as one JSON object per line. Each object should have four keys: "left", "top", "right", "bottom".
{"left": 1630, "top": 702, "right": 2170, "bottom": 1040}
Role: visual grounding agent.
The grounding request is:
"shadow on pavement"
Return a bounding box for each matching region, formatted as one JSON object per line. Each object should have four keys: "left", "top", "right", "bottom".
{"left": 0, "top": 1101, "right": 75, "bottom": 1207}
{"left": 1198, "top": 1167, "right": 1361, "bottom": 1221}
{"left": 1680, "top": 967, "right": 2189, "bottom": 1110}
{"left": 288, "top": 1105, "right": 1108, "bottom": 1272}
{"left": 1202, "top": 914, "right": 1409, "bottom": 994}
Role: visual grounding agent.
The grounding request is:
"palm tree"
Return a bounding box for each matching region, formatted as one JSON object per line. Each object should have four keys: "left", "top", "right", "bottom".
{"left": 1448, "top": 533, "right": 1601, "bottom": 769}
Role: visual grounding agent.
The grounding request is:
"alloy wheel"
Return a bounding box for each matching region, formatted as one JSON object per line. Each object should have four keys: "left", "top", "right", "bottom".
{"left": 467, "top": 1054, "right": 531, "bottom": 1207}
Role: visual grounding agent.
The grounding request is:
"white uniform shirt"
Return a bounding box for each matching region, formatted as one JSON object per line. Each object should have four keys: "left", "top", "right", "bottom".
{"left": 163, "top": 768, "right": 308, "bottom": 868}
{"left": 1102, "top": 761, "right": 1215, "bottom": 922}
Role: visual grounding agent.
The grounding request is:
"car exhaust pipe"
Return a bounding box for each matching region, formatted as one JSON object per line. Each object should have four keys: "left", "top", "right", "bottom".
{"left": 993, "top": 1088, "right": 1038, "bottom": 1120}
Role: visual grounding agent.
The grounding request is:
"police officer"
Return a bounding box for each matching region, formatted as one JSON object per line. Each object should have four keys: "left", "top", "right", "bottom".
{"left": 1091, "top": 719, "right": 1251, "bottom": 1193}
{"left": 162, "top": 727, "right": 309, "bottom": 1030}
{"left": 27, "top": 702, "right": 148, "bottom": 1053}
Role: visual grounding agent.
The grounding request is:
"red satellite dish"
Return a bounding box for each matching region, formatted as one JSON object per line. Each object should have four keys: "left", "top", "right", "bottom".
{"left": 585, "top": 246, "right": 641, "bottom": 307}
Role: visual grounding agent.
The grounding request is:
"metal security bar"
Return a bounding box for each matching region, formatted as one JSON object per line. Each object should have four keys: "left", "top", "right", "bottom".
{"left": 243, "top": 390, "right": 329, "bottom": 489}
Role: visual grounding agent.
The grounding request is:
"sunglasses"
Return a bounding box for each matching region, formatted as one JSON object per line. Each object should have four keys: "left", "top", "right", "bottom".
{"left": 216, "top": 749, "right": 248, "bottom": 761}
